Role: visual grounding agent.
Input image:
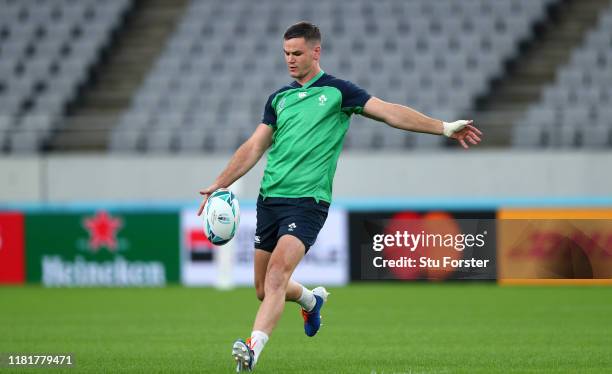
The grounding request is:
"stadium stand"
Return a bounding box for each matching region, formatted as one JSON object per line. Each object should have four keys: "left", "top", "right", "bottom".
{"left": 0, "top": 0, "right": 132, "bottom": 152}
{"left": 513, "top": 3, "right": 612, "bottom": 148}
{"left": 111, "top": 0, "right": 555, "bottom": 153}
{"left": 6, "top": 0, "right": 611, "bottom": 153}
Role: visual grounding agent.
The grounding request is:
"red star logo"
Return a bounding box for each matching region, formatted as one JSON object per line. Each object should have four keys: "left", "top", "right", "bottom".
{"left": 83, "top": 211, "right": 123, "bottom": 252}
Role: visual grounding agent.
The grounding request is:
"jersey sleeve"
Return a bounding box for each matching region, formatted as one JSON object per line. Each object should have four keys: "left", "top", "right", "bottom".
{"left": 339, "top": 79, "right": 371, "bottom": 115}
{"left": 261, "top": 93, "right": 277, "bottom": 127}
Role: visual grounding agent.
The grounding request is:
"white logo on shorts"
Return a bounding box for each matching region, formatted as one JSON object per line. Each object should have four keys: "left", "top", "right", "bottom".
{"left": 288, "top": 223, "right": 297, "bottom": 232}
{"left": 254, "top": 235, "right": 261, "bottom": 243}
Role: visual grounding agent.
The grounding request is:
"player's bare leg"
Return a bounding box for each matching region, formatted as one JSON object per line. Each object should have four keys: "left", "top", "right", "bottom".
{"left": 254, "top": 234, "right": 305, "bottom": 333}
{"left": 233, "top": 236, "right": 305, "bottom": 371}
{"left": 233, "top": 237, "right": 329, "bottom": 371}
{"left": 253, "top": 249, "right": 303, "bottom": 302}
{"left": 254, "top": 249, "right": 329, "bottom": 337}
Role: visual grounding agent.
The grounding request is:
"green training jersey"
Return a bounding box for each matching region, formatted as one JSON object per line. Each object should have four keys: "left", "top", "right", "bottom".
{"left": 260, "top": 70, "right": 371, "bottom": 203}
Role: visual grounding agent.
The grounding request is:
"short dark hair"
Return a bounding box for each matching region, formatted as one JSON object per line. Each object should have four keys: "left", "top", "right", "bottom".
{"left": 283, "top": 21, "right": 321, "bottom": 43}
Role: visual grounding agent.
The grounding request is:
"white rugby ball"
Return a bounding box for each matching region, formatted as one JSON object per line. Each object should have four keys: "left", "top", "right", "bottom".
{"left": 203, "top": 188, "right": 240, "bottom": 246}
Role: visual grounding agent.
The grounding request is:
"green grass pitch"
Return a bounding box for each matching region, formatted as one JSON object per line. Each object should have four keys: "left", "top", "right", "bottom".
{"left": 1, "top": 284, "right": 611, "bottom": 373}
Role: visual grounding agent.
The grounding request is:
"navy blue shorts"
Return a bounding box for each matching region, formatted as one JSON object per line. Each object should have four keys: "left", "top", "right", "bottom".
{"left": 254, "top": 195, "right": 329, "bottom": 253}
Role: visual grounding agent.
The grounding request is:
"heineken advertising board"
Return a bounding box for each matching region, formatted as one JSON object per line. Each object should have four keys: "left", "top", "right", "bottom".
{"left": 26, "top": 211, "right": 180, "bottom": 287}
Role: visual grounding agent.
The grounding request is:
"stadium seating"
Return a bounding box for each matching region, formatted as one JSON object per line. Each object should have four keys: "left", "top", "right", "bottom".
{"left": 0, "top": 0, "right": 132, "bottom": 152}
{"left": 513, "top": 4, "right": 612, "bottom": 148}
{"left": 112, "top": 0, "right": 554, "bottom": 152}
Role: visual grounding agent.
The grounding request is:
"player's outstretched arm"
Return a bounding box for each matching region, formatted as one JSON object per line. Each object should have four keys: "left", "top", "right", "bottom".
{"left": 362, "top": 97, "right": 482, "bottom": 149}
{"left": 197, "top": 124, "right": 273, "bottom": 216}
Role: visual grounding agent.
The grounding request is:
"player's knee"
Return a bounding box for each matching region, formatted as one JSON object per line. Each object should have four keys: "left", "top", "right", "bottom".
{"left": 265, "top": 262, "right": 290, "bottom": 292}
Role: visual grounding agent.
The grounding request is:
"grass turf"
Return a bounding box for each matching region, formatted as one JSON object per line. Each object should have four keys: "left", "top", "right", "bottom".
{"left": 1, "top": 284, "right": 611, "bottom": 373}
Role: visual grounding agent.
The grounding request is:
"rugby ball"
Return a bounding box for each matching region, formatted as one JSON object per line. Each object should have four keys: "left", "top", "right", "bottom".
{"left": 203, "top": 188, "right": 240, "bottom": 246}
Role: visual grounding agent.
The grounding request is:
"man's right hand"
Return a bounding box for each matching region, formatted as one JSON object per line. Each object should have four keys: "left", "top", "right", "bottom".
{"left": 197, "top": 184, "right": 221, "bottom": 216}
